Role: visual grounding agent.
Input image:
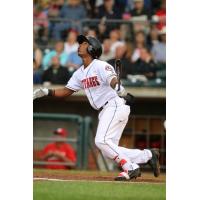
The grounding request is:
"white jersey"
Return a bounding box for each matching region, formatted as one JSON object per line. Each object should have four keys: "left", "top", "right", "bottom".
{"left": 66, "top": 59, "right": 118, "bottom": 110}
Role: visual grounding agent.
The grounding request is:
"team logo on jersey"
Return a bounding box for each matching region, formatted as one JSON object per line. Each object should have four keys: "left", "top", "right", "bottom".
{"left": 105, "top": 65, "right": 113, "bottom": 71}
{"left": 81, "top": 76, "right": 100, "bottom": 89}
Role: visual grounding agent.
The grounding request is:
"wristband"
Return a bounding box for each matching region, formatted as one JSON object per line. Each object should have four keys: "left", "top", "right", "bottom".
{"left": 48, "top": 89, "right": 55, "bottom": 96}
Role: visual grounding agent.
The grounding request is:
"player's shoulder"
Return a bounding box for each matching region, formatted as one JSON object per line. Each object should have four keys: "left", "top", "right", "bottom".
{"left": 95, "top": 59, "right": 108, "bottom": 66}
{"left": 95, "top": 59, "right": 113, "bottom": 69}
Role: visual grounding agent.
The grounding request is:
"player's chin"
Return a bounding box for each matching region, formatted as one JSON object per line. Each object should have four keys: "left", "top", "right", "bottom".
{"left": 77, "top": 51, "right": 81, "bottom": 57}
{"left": 78, "top": 52, "right": 85, "bottom": 59}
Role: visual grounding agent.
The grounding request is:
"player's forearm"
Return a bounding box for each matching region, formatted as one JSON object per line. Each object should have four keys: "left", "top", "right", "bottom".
{"left": 110, "top": 77, "right": 126, "bottom": 96}
{"left": 52, "top": 87, "right": 74, "bottom": 97}
{"left": 33, "top": 87, "right": 74, "bottom": 100}
{"left": 110, "top": 77, "right": 118, "bottom": 89}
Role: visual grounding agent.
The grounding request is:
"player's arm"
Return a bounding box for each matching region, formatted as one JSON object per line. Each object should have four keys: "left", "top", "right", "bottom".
{"left": 52, "top": 87, "right": 74, "bottom": 97}
{"left": 33, "top": 69, "right": 82, "bottom": 100}
{"left": 110, "top": 77, "right": 126, "bottom": 96}
{"left": 110, "top": 77, "right": 118, "bottom": 89}
{"left": 33, "top": 87, "right": 74, "bottom": 100}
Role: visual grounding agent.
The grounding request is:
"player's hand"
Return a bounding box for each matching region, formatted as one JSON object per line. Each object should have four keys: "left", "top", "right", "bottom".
{"left": 33, "top": 88, "right": 49, "bottom": 100}
{"left": 115, "top": 84, "right": 126, "bottom": 96}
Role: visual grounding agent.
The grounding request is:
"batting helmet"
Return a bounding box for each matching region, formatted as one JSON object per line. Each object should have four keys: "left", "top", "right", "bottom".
{"left": 77, "top": 35, "right": 102, "bottom": 59}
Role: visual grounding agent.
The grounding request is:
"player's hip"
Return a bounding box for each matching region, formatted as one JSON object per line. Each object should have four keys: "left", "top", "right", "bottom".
{"left": 98, "top": 98, "right": 130, "bottom": 120}
{"left": 104, "top": 96, "right": 126, "bottom": 108}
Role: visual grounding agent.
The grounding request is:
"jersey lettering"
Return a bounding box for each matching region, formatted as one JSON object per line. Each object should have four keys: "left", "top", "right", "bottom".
{"left": 66, "top": 59, "right": 118, "bottom": 109}
{"left": 81, "top": 76, "right": 100, "bottom": 89}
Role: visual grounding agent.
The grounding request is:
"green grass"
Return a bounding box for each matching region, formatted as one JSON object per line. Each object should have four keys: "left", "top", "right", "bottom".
{"left": 34, "top": 181, "right": 166, "bottom": 200}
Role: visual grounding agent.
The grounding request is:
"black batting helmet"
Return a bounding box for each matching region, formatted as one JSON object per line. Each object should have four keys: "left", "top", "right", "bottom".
{"left": 77, "top": 35, "right": 102, "bottom": 59}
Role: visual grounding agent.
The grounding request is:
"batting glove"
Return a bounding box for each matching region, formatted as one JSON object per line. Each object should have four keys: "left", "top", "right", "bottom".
{"left": 33, "top": 88, "right": 49, "bottom": 100}
{"left": 115, "top": 84, "right": 126, "bottom": 96}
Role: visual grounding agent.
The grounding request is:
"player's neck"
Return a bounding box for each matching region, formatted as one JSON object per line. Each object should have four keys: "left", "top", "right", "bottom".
{"left": 82, "top": 57, "right": 94, "bottom": 69}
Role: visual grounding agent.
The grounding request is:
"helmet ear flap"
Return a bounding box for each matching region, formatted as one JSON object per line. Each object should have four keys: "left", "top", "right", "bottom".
{"left": 87, "top": 45, "right": 95, "bottom": 58}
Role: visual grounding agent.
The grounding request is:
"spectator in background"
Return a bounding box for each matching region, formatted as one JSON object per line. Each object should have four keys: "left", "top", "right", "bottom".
{"left": 42, "top": 56, "right": 70, "bottom": 84}
{"left": 100, "top": 38, "right": 114, "bottom": 61}
{"left": 85, "top": 28, "right": 97, "bottom": 37}
{"left": 108, "top": 44, "right": 133, "bottom": 79}
{"left": 97, "top": 0, "right": 122, "bottom": 19}
{"left": 109, "top": 29, "right": 125, "bottom": 55}
{"left": 52, "top": 0, "right": 87, "bottom": 40}
{"left": 39, "top": 0, "right": 51, "bottom": 15}
{"left": 143, "top": 0, "right": 152, "bottom": 10}
{"left": 151, "top": 26, "right": 166, "bottom": 64}
{"left": 33, "top": 41, "right": 43, "bottom": 69}
{"left": 82, "top": 26, "right": 97, "bottom": 38}
{"left": 48, "top": 0, "right": 65, "bottom": 17}
{"left": 33, "top": 59, "right": 42, "bottom": 84}
{"left": 152, "top": 0, "right": 166, "bottom": 30}
{"left": 65, "top": 52, "right": 82, "bottom": 73}
{"left": 151, "top": 0, "right": 163, "bottom": 13}
{"left": 131, "top": 30, "right": 147, "bottom": 62}
{"left": 42, "top": 41, "right": 68, "bottom": 70}
{"left": 126, "top": 0, "right": 152, "bottom": 33}
{"left": 129, "top": 0, "right": 152, "bottom": 20}
{"left": 147, "top": 25, "right": 159, "bottom": 49}
{"left": 33, "top": 4, "right": 49, "bottom": 45}
{"left": 47, "top": 0, "right": 65, "bottom": 38}
{"left": 97, "top": 17, "right": 108, "bottom": 42}
{"left": 64, "top": 30, "right": 79, "bottom": 55}
{"left": 114, "top": 0, "right": 129, "bottom": 14}
{"left": 133, "top": 47, "right": 157, "bottom": 79}
{"left": 119, "top": 23, "right": 133, "bottom": 41}
{"left": 96, "top": 0, "right": 123, "bottom": 39}
{"left": 82, "top": 0, "right": 98, "bottom": 18}
{"left": 125, "top": 41, "right": 135, "bottom": 61}
{"left": 40, "top": 128, "right": 77, "bottom": 170}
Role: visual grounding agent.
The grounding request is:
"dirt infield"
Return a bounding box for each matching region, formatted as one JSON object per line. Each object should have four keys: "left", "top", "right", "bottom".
{"left": 33, "top": 169, "right": 165, "bottom": 183}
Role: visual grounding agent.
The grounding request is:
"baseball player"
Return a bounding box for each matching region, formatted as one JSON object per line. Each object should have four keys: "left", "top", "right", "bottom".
{"left": 33, "top": 35, "right": 160, "bottom": 181}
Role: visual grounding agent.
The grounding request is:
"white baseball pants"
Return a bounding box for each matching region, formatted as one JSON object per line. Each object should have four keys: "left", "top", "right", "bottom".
{"left": 95, "top": 96, "right": 152, "bottom": 171}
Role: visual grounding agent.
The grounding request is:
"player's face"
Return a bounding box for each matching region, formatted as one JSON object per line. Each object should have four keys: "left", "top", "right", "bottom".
{"left": 78, "top": 41, "right": 89, "bottom": 57}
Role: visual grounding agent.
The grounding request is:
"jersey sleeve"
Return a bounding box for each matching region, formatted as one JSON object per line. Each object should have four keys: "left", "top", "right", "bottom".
{"left": 65, "top": 70, "right": 83, "bottom": 92}
{"left": 99, "top": 62, "right": 117, "bottom": 85}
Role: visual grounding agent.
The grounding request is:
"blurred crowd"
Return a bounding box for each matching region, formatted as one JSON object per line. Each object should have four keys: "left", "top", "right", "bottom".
{"left": 33, "top": 0, "right": 166, "bottom": 86}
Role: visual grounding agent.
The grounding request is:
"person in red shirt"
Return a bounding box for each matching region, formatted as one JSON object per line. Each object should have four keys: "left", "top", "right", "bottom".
{"left": 40, "top": 128, "right": 77, "bottom": 169}
{"left": 153, "top": 0, "right": 166, "bottom": 30}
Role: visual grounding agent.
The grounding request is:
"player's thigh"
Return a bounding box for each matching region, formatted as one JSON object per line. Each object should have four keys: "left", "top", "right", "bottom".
{"left": 110, "top": 105, "right": 130, "bottom": 144}
{"left": 96, "top": 105, "right": 130, "bottom": 141}
{"left": 96, "top": 106, "right": 116, "bottom": 141}
{"left": 112, "top": 118, "right": 129, "bottom": 145}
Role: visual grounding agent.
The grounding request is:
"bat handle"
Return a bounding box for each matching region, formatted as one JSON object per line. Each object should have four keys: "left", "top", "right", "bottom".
{"left": 115, "top": 59, "right": 121, "bottom": 91}
{"left": 118, "top": 80, "right": 120, "bottom": 91}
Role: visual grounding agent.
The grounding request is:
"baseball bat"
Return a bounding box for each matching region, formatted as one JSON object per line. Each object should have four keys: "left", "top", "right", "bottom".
{"left": 115, "top": 59, "right": 122, "bottom": 91}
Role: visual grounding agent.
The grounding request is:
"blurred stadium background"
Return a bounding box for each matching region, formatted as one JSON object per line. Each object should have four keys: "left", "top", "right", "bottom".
{"left": 33, "top": 0, "right": 166, "bottom": 173}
